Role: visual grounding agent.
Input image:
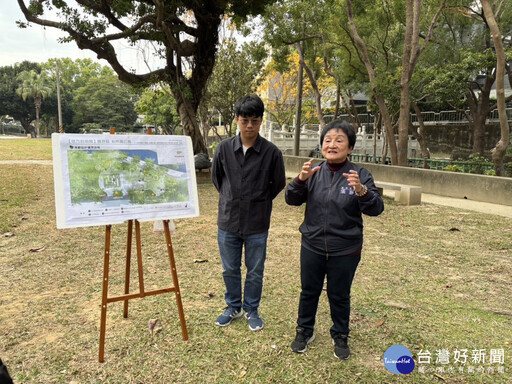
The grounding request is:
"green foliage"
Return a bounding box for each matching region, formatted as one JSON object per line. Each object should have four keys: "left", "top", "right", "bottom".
{"left": 440, "top": 154, "right": 495, "bottom": 175}
{"left": 16, "top": 69, "right": 53, "bottom": 102}
{"left": 443, "top": 164, "right": 464, "bottom": 173}
{"left": 202, "top": 38, "right": 266, "bottom": 136}
{"left": 209, "top": 141, "right": 219, "bottom": 154}
{"left": 0, "top": 62, "right": 40, "bottom": 132}
{"left": 424, "top": 50, "right": 497, "bottom": 110}
{"left": 467, "top": 154, "right": 494, "bottom": 175}
{"left": 135, "top": 87, "right": 181, "bottom": 135}
{"left": 72, "top": 75, "right": 138, "bottom": 132}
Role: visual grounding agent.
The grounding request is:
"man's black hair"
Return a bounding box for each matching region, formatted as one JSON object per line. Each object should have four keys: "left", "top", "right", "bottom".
{"left": 234, "top": 95, "right": 264, "bottom": 118}
{"left": 320, "top": 119, "right": 357, "bottom": 149}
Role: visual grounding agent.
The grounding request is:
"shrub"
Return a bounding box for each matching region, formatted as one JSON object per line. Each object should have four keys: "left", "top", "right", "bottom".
{"left": 443, "top": 164, "right": 464, "bottom": 172}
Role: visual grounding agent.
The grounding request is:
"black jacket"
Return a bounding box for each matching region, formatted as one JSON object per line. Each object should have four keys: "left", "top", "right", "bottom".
{"left": 285, "top": 161, "right": 384, "bottom": 256}
{"left": 212, "top": 134, "right": 286, "bottom": 235}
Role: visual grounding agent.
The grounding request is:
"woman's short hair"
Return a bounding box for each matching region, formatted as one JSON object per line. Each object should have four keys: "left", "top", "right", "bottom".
{"left": 320, "top": 120, "right": 356, "bottom": 149}
{"left": 234, "top": 95, "right": 265, "bottom": 118}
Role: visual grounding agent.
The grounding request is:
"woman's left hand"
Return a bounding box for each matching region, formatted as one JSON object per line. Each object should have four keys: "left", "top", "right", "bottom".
{"left": 342, "top": 170, "right": 363, "bottom": 194}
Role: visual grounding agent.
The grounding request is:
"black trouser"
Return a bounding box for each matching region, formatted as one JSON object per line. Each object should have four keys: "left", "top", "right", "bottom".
{"left": 297, "top": 246, "right": 361, "bottom": 338}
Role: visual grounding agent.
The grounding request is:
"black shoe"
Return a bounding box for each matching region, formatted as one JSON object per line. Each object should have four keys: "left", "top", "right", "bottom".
{"left": 333, "top": 334, "right": 350, "bottom": 360}
{"left": 291, "top": 327, "right": 315, "bottom": 353}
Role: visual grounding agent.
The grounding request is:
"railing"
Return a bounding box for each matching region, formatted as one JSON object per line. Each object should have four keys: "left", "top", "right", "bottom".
{"left": 324, "top": 107, "right": 512, "bottom": 127}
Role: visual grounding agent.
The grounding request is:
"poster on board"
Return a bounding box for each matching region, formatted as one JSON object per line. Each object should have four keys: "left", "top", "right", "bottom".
{"left": 52, "top": 133, "right": 199, "bottom": 229}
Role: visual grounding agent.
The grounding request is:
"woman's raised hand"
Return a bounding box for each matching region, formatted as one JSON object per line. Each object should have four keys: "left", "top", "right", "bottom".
{"left": 299, "top": 158, "right": 320, "bottom": 181}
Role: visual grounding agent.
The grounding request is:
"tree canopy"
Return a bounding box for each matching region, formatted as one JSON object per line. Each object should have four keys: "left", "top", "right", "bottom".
{"left": 17, "top": 0, "right": 278, "bottom": 153}
{"left": 73, "top": 74, "right": 138, "bottom": 132}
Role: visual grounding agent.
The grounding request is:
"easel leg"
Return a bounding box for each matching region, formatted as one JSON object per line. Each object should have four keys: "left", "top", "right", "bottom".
{"left": 99, "top": 225, "right": 112, "bottom": 363}
{"left": 163, "top": 220, "right": 189, "bottom": 341}
{"left": 135, "top": 220, "right": 146, "bottom": 296}
{"left": 123, "top": 220, "right": 133, "bottom": 318}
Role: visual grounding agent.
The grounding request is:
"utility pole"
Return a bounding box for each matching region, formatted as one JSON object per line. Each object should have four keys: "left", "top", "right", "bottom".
{"left": 56, "top": 60, "right": 63, "bottom": 133}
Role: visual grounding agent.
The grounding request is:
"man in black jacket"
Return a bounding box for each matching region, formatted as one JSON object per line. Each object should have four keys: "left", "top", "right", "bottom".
{"left": 212, "top": 95, "right": 286, "bottom": 331}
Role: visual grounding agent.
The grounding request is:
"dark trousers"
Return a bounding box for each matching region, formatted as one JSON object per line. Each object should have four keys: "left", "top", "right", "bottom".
{"left": 297, "top": 246, "right": 361, "bottom": 338}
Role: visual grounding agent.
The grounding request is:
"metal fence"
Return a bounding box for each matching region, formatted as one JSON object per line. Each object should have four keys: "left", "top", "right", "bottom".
{"left": 324, "top": 107, "right": 512, "bottom": 127}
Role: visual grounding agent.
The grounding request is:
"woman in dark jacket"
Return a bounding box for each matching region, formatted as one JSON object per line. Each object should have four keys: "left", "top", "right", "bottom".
{"left": 285, "top": 119, "right": 384, "bottom": 360}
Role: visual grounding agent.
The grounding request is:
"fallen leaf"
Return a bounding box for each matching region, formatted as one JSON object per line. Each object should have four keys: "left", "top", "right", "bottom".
{"left": 29, "top": 246, "right": 46, "bottom": 252}
{"left": 374, "top": 320, "right": 385, "bottom": 327}
{"left": 148, "top": 318, "right": 162, "bottom": 336}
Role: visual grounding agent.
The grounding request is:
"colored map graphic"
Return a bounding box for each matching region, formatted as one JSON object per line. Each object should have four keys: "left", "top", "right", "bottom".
{"left": 68, "top": 150, "right": 189, "bottom": 206}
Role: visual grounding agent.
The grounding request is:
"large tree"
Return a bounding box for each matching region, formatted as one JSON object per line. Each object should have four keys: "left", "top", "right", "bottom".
{"left": 73, "top": 75, "right": 138, "bottom": 132}
{"left": 0, "top": 61, "right": 40, "bottom": 136}
{"left": 16, "top": 69, "right": 53, "bottom": 138}
{"left": 17, "top": 0, "right": 276, "bottom": 154}
{"left": 41, "top": 58, "right": 115, "bottom": 133}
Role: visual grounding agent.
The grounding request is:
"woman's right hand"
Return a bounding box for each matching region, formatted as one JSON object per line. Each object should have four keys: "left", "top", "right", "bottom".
{"left": 299, "top": 158, "right": 320, "bottom": 181}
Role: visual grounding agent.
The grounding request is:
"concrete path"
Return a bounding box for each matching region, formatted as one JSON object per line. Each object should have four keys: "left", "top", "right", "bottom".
{"left": 0, "top": 160, "right": 52, "bottom": 165}
{"left": 381, "top": 190, "right": 512, "bottom": 219}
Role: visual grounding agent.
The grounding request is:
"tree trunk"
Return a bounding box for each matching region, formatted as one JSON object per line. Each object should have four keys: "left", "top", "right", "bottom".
{"left": 397, "top": 0, "right": 446, "bottom": 166}
{"left": 374, "top": 93, "right": 397, "bottom": 164}
{"left": 296, "top": 44, "right": 326, "bottom": 130}
{"left": 466, "top": 78, "right": 493, "bottom": 155}
{"left": 294, "top": 40, "right": 304, "bottom": 156}
{"left": 35, "top": 106, "right": 40, "bottom": 138}
{"left": 482, "top": 0, "right": 510, "bottom": 176}
{"left": 334, "top": 81, "right": 341, "bottom": 119}
{"left": 346, "top": 0, "right": 398, "bottom": 164}
{"left": 348, "top": 90, "right": 361, "bottom": 130}
{"left": 176, "top": 98, "right": 208, "bottom": 155}
{"left": 373, "top": 113, "right": 382, "bottom": 163}
{"left": 397, "top": 0, "right": 415, "bottom": 166}
{"left": 412, "top": 103, "right": 431, "bottom": 166}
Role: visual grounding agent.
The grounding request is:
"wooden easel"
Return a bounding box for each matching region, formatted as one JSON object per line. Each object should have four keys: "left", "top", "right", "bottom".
{"left": 98, "top": 219, "right": 188, "bottom": 362}
{"left": 98, "top": 126, "right": 187, "bottom": 362}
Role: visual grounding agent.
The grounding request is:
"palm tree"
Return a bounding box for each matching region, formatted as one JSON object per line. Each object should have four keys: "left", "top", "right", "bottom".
{"left": 16, "top": 70, "right": 53, "bottom": 138}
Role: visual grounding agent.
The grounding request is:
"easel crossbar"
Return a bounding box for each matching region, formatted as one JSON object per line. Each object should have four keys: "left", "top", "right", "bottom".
{"left": 106, "top": 287, "right": 177, "bottom": 303}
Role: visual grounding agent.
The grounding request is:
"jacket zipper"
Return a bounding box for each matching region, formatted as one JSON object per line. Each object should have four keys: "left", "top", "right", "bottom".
{"left": 324, "top": 170, "right": 336, "bottom": 259}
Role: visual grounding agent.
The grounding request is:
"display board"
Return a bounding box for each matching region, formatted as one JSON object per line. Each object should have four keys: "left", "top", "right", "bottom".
{"left": 52, "top": 133, "right": 199, "bottom": 229}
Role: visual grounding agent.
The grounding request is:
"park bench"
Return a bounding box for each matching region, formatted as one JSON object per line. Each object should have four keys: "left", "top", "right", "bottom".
{"left": 374, "top": 181, "right": 422, "bottom": 205}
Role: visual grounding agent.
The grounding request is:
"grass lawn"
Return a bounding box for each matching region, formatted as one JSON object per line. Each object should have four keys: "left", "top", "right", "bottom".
{"left": 0, "top": 138, "right": 52, "bottom": 161}
{"left": 0, "top": 140, "right": 511, "bottom": 383}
